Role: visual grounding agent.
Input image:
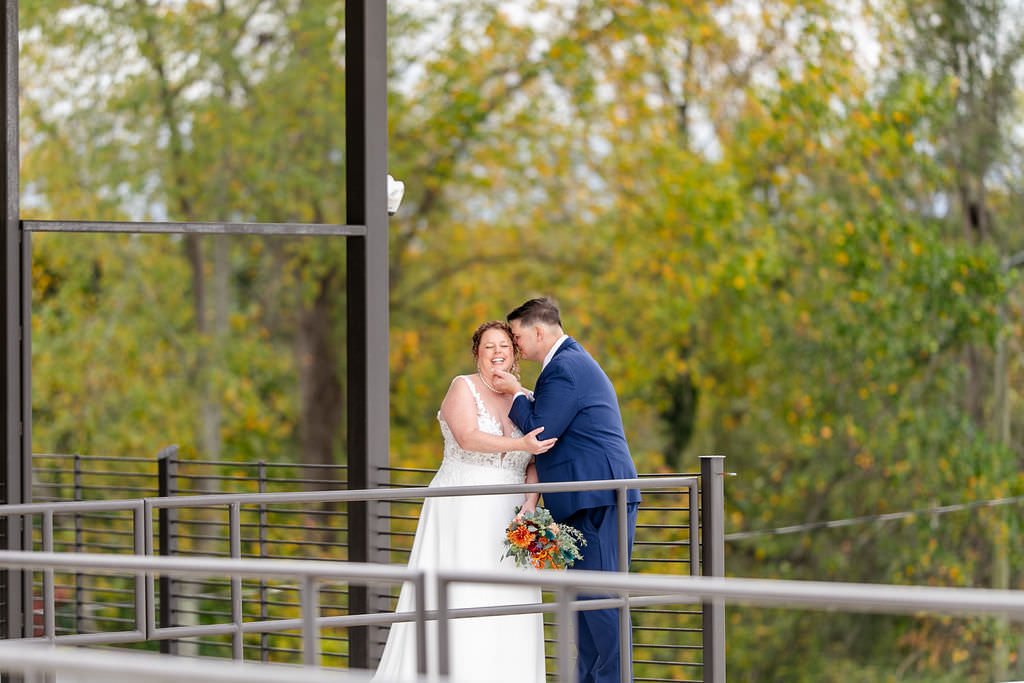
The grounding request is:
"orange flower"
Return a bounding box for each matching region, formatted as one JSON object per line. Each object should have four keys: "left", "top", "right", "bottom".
{"left": 508, "top": 524, "right": 535, "bottom": 549}
{"left": 531, "top": 545, "right": 556, "bottom": 568}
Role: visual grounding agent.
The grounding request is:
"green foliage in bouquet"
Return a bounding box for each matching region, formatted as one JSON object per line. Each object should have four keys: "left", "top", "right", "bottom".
{"left": 503, "top": 506, "right": 586, "bottom": 570}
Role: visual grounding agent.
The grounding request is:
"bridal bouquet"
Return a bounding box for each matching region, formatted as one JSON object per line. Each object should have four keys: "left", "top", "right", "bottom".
{"left": 503, "top": 506, "right": 586, "bottom": 570}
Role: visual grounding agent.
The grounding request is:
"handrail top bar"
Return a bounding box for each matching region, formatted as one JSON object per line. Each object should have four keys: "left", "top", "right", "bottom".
{"left": 0, "top": 475, "right": 698, "bottom": 514}
{"left": 0, "top": 642, "right": 374, "bottom": 683}
{"left": 0, "top": 498, "right": 146, "bottom": 515}
{"left": 433, "top": 568, "right": 1024, "bottom": 620}
{"left": 22, "top": 219, "right": 367, "bottom": 237}
{"left": 0, "top": 550, "right": 421, "bottom": 583}
{"left": 5, "top": 549, "right": 1024, "bottom": 623}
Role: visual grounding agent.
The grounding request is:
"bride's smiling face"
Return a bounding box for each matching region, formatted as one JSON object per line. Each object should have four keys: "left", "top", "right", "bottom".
{"left": 477, "top": 328, "right": 514, "bottom": 374}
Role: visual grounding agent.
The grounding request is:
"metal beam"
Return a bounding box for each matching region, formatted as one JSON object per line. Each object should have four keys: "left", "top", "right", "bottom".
{"left": 1, "top": 0, "right": 28, "bottom": 641}
{"left": 23, "top": 220, "right": 367, "bottom": 237}
{"left": 701, "top": 456, "right": 726, "bottom": 683}
{"left": 6, "top": 0, "right": 396, "bottom": 660}
{"left": 345, "top": 0, "right": 390, "bottom": 670}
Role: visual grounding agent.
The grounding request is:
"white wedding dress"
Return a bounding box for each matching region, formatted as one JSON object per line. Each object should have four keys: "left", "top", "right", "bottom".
{"left": 375, "top": 376, "right": 545, "bottom": 682}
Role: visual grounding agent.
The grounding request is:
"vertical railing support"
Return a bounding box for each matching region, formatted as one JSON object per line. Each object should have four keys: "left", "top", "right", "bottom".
{"left": 74, "top": 454, "right": 83, "bottom": 632}
{"left": 258, "top": 460, "right": 269, "bottom": 662}
{"left": 557, "top": 586, "right": 576, "bottom": 683}
{"left": 144, "top": 499, "right": 156, "bottom": 641}
{"left": 301, "top": 575, "right": 319, "bottom": 667}
{"left": 157, "top": 445, "right": 179, "bottom": 654}
{"left": 411, "top": 572, "right": 428, "bottom": 677}
{"left": 41, "top": 511, "right": 54, "bottom": 640}
{"left": 617, "top": 484, "right": 631, "bottom": 683}
{"left": 133, "top": 502, "right": 146, "bottom": 637}
{"left": 436, "top": 577, "right": 451, "bottom": 679}
{"left": 700, "top": 455, "right": 726, "bottom": 683}
{"left": 229, "top": 503, "right": 242, "bottom": 660}
{"left": 688, "top": 480, "right": 701, "bottom": 576}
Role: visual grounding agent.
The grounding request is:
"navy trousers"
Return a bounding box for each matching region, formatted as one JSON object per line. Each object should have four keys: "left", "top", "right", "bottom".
{"left": 563, "top": 502, "right": 640, "bottom": 683}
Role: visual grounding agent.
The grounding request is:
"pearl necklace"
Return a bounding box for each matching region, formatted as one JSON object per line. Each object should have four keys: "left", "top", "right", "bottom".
{"left": 477, "top": 372, "right": 502, "bottom": 394}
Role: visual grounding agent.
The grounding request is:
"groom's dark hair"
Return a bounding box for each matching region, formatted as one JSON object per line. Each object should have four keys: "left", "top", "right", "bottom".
{"left": 507, "top": 297, "right": 562, "bottom": 328}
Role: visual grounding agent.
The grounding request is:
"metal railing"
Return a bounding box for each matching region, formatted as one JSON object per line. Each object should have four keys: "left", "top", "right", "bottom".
{"left": 32, "top": 447, "right": 353, "bottom": 660}
{"left": 0, "top": 550, "right": 425, "bottom": 669}
{"left": 377, "top": 462, "right": 716, "bottom": 682}
{"left": 3, "top": 550, "right": 1024, "bottom": 682}
{"left": 0, "top": 641, "right": 379, "bottom": 683}
{"left": 29, "top": 449, "right": 717, "bottom": 681}
{"left": 33, "top": 446, "right": 348, "bottom": 502}
{"left": 11, "top": 468, "right": 715, "bottom": 680}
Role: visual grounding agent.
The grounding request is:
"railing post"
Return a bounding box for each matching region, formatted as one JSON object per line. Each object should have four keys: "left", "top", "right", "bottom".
{"left": 617, "top": 484, "right": 631, "bottom": 683}
{"left": 258, "top": 460, "right": 269, "bottom": 662}
{"left": 157, "top": 445, "right": 178, "bottom": 654}
{"left": 144, "top": 499, "right": 155, "bottom": 641}
{"left": 557, "top": 586, "right": 576, "bottom": 683}
{"left": 700, "top": 455, "right": 726, "bottom": 683}
{"left": 42, "top": 511, "right": 54, "bottom": 640}
{"left": 436, "top": 577, "right": 450, "bottom": 678}
{"left": 411, "top": 571, "right": 428, "bottom": 677}
{"left": 133, "top": 502, "right": 146, "bottom": 638}
{"left": 229, "top": 503, "right": 242, "bottom": 660}
{"left": 301, "top": 575, "right": 319, "bottom": 667}
{"left": 689, "top": 481, "right": 701, "bottom": 576}
{"left": 74, "top": 454, "right": 83, "bottom": 633}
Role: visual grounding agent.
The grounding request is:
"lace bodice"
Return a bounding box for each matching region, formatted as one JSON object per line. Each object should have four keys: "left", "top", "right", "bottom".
{"left": 434, "top": 376, "right": 533, "bottom": 482}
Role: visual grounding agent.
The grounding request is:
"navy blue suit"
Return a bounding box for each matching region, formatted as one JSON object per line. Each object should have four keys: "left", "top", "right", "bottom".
{"left": 508, "top": 337, "right": 641, "bottom": 682}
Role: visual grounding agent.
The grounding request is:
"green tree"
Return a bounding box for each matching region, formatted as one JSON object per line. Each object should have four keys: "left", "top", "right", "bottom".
{"left": 18, "top": 1, "right": 1024, "bottom": 679}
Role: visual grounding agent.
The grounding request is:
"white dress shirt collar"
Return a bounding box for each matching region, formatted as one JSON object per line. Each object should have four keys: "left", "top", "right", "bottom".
{"left": 542, "top": 334, "right": 570, "bottom": 370}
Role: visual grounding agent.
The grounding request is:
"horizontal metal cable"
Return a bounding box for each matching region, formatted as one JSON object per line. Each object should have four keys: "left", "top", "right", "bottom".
{"left": 725, "top": 493, "right": 1024, "bottom": 541}
{"left": 182, "top": 459, "right": 345, "bottom": 470}
{"left": 34, "top": 453, "right": 156, "bottom": 463}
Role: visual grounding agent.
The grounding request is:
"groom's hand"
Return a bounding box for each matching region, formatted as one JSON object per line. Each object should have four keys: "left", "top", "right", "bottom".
{"left": 490, "top": 370, "right": 523, "bottom": 395}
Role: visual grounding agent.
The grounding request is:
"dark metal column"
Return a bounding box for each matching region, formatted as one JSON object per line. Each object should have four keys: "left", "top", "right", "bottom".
{"left": 700, "top": 455, "right": 726, "bottom": 683}
{"left": 345, "top": 0, "right": 390, "bottom": 670}
{"left": 1, "top": 0, "right": 28, "bottom": 641}
{"left": 157, "top": 445, "right": 179, "bottom": 654}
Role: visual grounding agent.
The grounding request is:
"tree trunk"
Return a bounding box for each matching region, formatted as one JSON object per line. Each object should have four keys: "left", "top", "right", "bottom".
{"left": 180, "top": 233, "right": 231, "bottom": 654}
{"left": 297, "top": 268, "right": 343, "bottom": 486}
{"left": 296, "top": 268, "right": 344, "bottom": 546}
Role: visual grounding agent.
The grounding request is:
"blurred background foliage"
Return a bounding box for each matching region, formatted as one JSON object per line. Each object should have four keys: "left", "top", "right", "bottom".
{"left": 16, "top": 0, "right": 1024, "bottom": 679}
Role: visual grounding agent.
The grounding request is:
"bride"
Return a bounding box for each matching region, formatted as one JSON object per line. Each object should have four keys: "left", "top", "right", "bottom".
{"left": 374, "top": 321, "right": 556, "bottom": 682}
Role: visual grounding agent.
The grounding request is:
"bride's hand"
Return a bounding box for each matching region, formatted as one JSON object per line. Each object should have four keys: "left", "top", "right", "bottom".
{"left": 517, "top": 500, "right": 537, "bottom": 518}
{"left": 521, "top": 427, "right": 556, "bottom": 454}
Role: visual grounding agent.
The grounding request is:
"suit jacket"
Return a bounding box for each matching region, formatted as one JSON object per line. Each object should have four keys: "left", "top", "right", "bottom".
{"left": 509, "top": 337, "right": 642, "bottom": 522}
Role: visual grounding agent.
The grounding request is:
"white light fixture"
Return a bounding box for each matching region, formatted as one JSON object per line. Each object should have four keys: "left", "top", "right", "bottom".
{"left": 387, "top": 174, "right": 405, "bottom": 215}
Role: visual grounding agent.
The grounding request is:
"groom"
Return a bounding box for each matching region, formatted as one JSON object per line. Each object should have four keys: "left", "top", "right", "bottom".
{"left": 491, "top": 296, "right": 641, "bottom": 683}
